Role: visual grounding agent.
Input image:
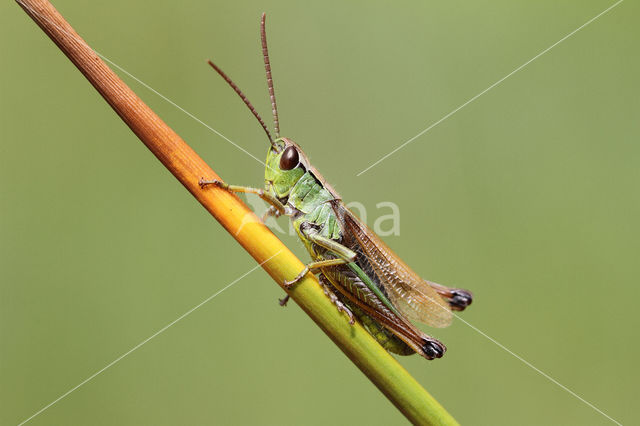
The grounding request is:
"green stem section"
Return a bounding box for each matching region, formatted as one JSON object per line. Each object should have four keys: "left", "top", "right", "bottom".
{"left": 16, "top": 0, "right": 459, "bottom": 424}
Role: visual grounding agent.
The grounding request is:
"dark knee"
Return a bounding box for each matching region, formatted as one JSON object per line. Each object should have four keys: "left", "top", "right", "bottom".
{"left": 421, "top": 340, "right": 446, "bottom": 359}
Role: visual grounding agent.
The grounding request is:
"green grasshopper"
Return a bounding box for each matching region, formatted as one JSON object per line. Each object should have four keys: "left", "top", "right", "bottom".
{"left": 200, "top": 14, "right": 472, "bottom": 360}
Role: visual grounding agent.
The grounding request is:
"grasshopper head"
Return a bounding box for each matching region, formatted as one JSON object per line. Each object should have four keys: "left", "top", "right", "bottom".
{"left": 208, "top": 15, "right": 310, "bottom": 201}
{"left": 264, "top": 137, "right": 306, "bottom": 199}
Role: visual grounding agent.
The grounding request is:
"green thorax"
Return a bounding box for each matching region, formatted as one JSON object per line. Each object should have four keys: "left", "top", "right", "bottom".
{"left": 289, "top": 172, "right": 342, "bottom": 243}
{"left": 263, "top": 138, "right": 342, "bottom": 253}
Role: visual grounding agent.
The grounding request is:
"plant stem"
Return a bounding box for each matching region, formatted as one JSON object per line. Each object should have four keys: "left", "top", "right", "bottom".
{"left": 16, "top": 1, "right": 459, "bottom": 424}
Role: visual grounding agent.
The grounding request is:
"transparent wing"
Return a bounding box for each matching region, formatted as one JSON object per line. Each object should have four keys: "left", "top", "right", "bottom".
{"left": 338, "top": 204, "right": 452, "bottom": 328}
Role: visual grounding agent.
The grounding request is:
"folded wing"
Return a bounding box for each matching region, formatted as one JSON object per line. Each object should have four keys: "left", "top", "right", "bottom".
{"left": 339, "top": 204, "right": 453, "bottom": 328}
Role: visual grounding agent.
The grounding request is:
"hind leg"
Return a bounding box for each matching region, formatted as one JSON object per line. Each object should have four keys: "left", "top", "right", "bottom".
{"left": 277, "top": 275, "right": 356, "bottom": 325}
{"left": 318, "top": 274, "right": 355, "bottom": 324}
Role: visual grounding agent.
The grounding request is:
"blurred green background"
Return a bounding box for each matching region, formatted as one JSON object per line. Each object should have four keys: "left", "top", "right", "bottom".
{"left": 1, "top": 1, "right": 638, "bottom": 425}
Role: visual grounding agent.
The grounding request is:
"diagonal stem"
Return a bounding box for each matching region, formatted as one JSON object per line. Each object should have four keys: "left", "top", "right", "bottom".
{"left": 15, "top": 1, "right": 459, "bottom": 424}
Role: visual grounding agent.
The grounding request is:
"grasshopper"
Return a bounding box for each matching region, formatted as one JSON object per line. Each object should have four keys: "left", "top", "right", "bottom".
{"left": 200, "top": 14, "right": 472, "bottom": 360}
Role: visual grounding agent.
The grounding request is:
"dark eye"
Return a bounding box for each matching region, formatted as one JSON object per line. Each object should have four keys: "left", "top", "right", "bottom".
{"left": 279, "top": 146, "right": 299, "bottom": 170}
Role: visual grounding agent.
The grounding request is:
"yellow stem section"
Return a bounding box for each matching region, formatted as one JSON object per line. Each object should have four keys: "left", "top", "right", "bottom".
{"left": 16, "top": 1, "right": 459, "bottom": 424}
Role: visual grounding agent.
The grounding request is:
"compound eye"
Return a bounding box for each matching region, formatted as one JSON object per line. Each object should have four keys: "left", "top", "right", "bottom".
{"left": 279, "top": 146, "right": 299, "bottom": 170}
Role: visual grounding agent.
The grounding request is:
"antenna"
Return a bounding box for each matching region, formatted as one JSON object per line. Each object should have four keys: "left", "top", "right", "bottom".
{"left": 261, "top": 13, "right": 280, "bottom": 138}
{"left": 207, "top": 59, "right": 275, "bottom": 146}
